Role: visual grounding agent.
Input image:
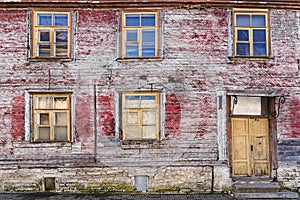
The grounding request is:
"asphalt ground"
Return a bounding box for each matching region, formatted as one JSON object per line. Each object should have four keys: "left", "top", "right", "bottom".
{"left": 0, "top": 192, "right": 299, "bottom": 200}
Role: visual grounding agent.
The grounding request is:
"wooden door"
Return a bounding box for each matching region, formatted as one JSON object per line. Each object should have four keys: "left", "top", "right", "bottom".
{"left": 232, "top": 118, "right": 270, "bottom": 176}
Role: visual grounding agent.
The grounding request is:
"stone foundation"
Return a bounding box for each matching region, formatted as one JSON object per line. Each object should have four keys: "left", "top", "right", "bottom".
{"left": 0, "top": 166, "right": 224, "bottom": 193}
{"left": 277, "top": 164, "right": 300, "bottom": 190}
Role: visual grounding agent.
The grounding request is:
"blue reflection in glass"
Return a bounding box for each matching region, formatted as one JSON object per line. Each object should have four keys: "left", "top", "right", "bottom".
{"left": 141, "top": 14, "right": 155, "bottom": 26}
{"left": 126, "top": 96, "right": 140, "bottom": 100}
{"left": 252, "top": 15, "right": 265, "bottom": 26}
{"left": 55, "top": 30, "right": 68, "bottom": 42}
{"left": 141, "top": 96, "right": 155, "bottom": 100}
{"left": 126, "top": 44, "right": 139, "bottom": 57}
{"left": 142, "top": 30, "right": 155, "bottom": 42}
{"left": 236, "top": 43, "right": 250, "bottom": 56}
{"left": 39, "top": 31, "right": 50, "bottom": 41}
{"left": 38, "top": 14, "right": 52, "bottom": 26}
{"left": 236, "top": 15, "right": 250, "bottom": 26}
{"left": 126, "top": 14, "right": 140, "bottom": 26}
{"left": 237, "top": 30, "right": 249, "bottom": 41}
{"left": 254, "top": 44, "right": 266, "bottom": 56}
{"left": 253, "top": 30, "right": 266, "bottom": 42}
{"left": 126, "top": 30, "right": 138, "bottom": 42}
{"left": 142, "top": 44, "right": 155, "bottom": 57}
{"left": 54, "top": 14, "right": 68, "bottom": 26}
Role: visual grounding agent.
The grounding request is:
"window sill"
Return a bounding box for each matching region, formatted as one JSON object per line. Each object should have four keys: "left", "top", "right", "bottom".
{"left": 29, "top": 57, "right": 73, "bottom": 62}
{"left": 12, "top": 141, "right": 72, "bottom": 148}
{"left": 228, "top": 56, "right": 273, "bottom": 61}
{"left": 121, "top": 139, "right": 164, "bottom": 149}
{"left": 117, "top": 57, "right": 163, "bottom": 62}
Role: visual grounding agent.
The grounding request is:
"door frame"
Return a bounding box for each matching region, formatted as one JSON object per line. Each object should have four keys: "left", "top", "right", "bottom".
{"left": 226, "top": 95, "right": 278, "bottom": 178}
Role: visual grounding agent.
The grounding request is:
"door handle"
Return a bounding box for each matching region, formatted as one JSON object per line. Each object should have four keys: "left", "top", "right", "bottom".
{"left": 250, "top": 145, "right": 253, "bottom": 151}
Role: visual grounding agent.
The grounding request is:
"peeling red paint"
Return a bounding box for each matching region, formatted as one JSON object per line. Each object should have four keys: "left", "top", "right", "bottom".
{"left": 287, "top": 97, "right": 300, "bottom": 138}
{"left": 75, "top": 95, "right": 94, "bottom": 142}
{"left": 11, "top": 96, "right": 25, "bottom": 141}
{"left": 78, "top": 10, "right": 116, "bottom": 24}
{"left": 165, "top": 93, "right": 181, "bottom": 138}
{"left": 98, "top": 93, "right": 115, "bottom": 136}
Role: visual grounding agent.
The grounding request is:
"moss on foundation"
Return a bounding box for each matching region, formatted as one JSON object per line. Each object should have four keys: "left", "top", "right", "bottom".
{"left": 79, "top": 181, "right": 135, "bottom": 193}
{"left": 150, "top": 186, "right": 181, "bottom": 193}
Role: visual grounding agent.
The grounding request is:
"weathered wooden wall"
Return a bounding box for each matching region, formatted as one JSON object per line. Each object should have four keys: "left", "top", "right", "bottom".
{"left": 0, "top": 4, "right": 299, "bottom": 192}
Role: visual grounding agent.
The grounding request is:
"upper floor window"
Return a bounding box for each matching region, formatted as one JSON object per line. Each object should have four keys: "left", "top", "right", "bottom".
{"left": 121, "top": 92, "right": 160, "bottom": 141}
{"left": 33, "top": 94, "right": 71, "bottom": 142}
{"left": 233, "top": 9, "right": 269, "bottom": 57}
{"left": 121, "top": 11, "right": 160, "bottom": 58}
{"left": 32, "top": 11, "right": 71, "bottom": 59}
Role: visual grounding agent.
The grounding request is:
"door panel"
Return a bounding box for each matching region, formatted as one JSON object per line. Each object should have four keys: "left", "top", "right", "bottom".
{"left": 232, "top": 118, "right": 250, "bottom": 176}
{"left": 232, "top": 118, "right": 270, "bottom": 177}
{"left": 250, "top": 118, "right": 270, "bottom": 176}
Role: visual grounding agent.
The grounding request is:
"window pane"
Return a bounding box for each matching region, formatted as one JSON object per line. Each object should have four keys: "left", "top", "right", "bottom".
{"left": 55, "top": 30, "right": 68, "bottom": 42}
{"left": 54, "top": 97, "right": 68, "bottom": 109}
{"left": 142, "top": 30, "right": 155, "bottom": 42}
{"left": 141, "top": 95, "right": 156, "bottom": 108}
{"left": 55, "top": 112, "right": 67, "bottom": 125}
{"left": 55, "top": 44, "right": 68, "bottom": 57}
{"left": 252, "top": 15, "right": 265, "bottom": 26}
{"left": 253, "top": 43, "right": 267, "bottom": 56}
{"left": 37, "top": 127, "right": 50, "bottom": 140}
{"left": 142, "top": 44, "right": 155, "bottom": 57}
{"left": 236, "top": 43, "right": 250, "bottom": 56}
{"left": 39, "top": 113, "right": 49, "bottom": 125}
{"left": 237, "top": 30, "right": 249, "bottom": 41}
{"left": 141, "top": 14, "right": 155, "bottom": 26}
{"left": 124, "top": 125, "right": 139, "bottom": 140}
{"left": 142, "top": 126, "right": 156, "bottom": 139}
{"left": 141, "top": 96, "right": 156, "bottom": 100}
{"left": 37, "top": 97, "right": 52, "bottom": 109}
{"left": 38, "top": 44, "right": 51, "bottom": 57}
{"left": 38, "top": 14, "right": 52, "bottom": 26}
{"left": 142, "top": 111, "right": 156, "bottom": 125}
{"left": 125, "top": 95, "right": 140, "bottom": 108}
{"left": 236, "top": 15, "right": 250, "bottom": 26}
{"left": 126, "top": 44, "right": 139, "bottom": 57}
{"left": 54, "top": 14, "right": 68, "bottom": 26}
{"left": 54, "top": 126, "right": 68, "bottom": 141}
{"left": 253, "top": 30, "right": 266, "bottom": 42}
{"left": 126, "top": 14, "right": 140, "bottom": 26}
{"left": 126, "top": 112, "right": 138, "bottom": 125}
{"left": 126, "top": 30, "right": 138, "bottom": 42}
{"left": 39, "top": 31, "right": 50, "bottom": 41}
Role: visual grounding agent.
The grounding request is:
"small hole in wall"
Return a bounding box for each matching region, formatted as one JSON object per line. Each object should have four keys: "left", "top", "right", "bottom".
{"left": 44, "top": 177, "right": 56, "bottom": 191}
